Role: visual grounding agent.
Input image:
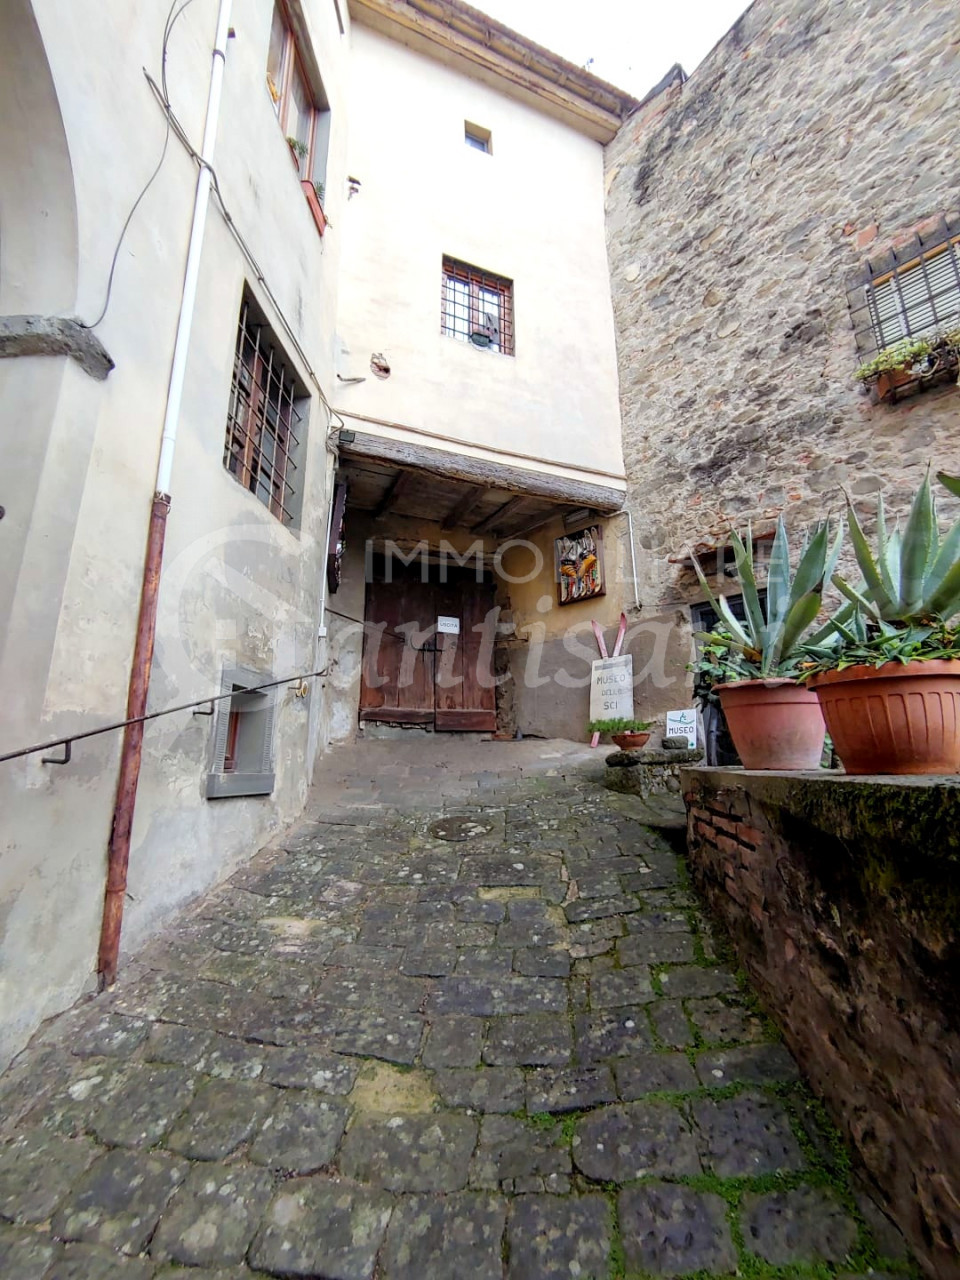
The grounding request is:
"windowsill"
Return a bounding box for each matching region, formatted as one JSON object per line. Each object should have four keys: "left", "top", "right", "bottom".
{"left": 441, "top": 332, "right": 514, "bottom": 358}
{"left": 301, "top": 179, "right": 327, "bottom": 237}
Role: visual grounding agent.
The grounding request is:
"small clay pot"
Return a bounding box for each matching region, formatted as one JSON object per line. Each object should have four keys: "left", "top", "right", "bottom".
{"left": 611, "top": 732, "right": 651, "bottom": 751}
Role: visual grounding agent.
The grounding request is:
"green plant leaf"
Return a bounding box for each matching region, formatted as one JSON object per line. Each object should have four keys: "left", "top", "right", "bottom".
{"left": 787, "top": 522, "right": 830, "bottom": 610}
{"left": 873, "top": 494, "right": 898, "bottom": 605}
{"left": 779, "top": 590, "right": 823, "bottom": 661}
{"left": 831, "top": 573, "right": 882, "bottom": 620}
{"left": 925, "top": 558, "right": 960, "bottom": 622}
{"left": 898, "top": 468, "right": 936, "bottom": 615}
{"left": 846, "top": 498, "right": 893, "bottom": 616}
{"left": 924, "top": 518, "right": 960, "bottom": 605}
{"left": 728, "top": 527, "right": 766, "bottom": 648}
{"left": 690, "top": 553, "right": 750, "bottom": 648}
{"left": 937, "top": 471, "right": 960, "bottom": 499}
{"left": 766, "top": 517, "right": 791, "bottom": 627}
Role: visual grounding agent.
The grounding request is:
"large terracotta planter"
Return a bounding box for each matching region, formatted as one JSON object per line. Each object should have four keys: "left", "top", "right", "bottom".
{"left": 809, "top": 660, "right": 960, "bottom": 775}
{"left": 612, "top": 732, "right": 650, "bottom": 751}
{"left": 716, "top": 679, "right": 825, "bottom": 770}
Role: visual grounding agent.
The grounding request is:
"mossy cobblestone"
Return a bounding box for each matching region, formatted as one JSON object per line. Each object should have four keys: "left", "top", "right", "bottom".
{"left": 0, "top": 771, "right": 914, "bottom": 1278}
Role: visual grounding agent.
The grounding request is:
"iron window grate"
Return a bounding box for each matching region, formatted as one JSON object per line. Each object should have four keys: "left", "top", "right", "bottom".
{"left": 223, "top": 300, "right": 302, "bottom": 525}
{"left": 847, "top": 215, "right": 960, "bottom": 358}
{"left": 441, "top": 256, "right": 515, "bottom": 356}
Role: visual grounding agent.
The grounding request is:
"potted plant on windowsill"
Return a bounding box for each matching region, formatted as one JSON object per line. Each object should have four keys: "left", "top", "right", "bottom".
{"left": 691, "top": 517, "right": 843, "bottom": 770}
{"left": 301, "top": 179, "right": 327, "bottom": 236}
{"left": 855, "top": 331, "right": 960, "bottom": 402}
{"left": 587, "top": 718, "right": 654, "bottom": 751}
{"left": 286, "top": 135, "right": 308, "bottom": 174}
{"left": 804, "top": 470, "right": 960, "bottom": 774}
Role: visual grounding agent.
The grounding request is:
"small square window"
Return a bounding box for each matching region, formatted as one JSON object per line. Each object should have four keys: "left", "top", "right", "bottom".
{"left": 441, "top": 256, "right": 514, "bottom": 355}
{"left": 464, "top": 122, "right": 491, "bottom": 153}
{"left": 207, "top": 667, "right": 277, "bottom": 798}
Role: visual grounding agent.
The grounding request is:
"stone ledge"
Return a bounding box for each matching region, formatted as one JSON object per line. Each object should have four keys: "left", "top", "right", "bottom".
{"left": 681, "top": 766, "right": 960, "bottom": 866}
{"left": 0, "top": 315, "right": 114, "bottom": 380}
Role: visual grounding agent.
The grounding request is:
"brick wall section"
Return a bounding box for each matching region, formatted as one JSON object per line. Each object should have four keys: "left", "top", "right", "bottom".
{"left": 604, "top": 0, "right": 960, "bottom": 714}
{"left": 683, "top": 768, "right": 960, "bottom": 1280}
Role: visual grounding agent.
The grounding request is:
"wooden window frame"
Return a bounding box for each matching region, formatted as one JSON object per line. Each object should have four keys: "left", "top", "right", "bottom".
{"left": 441, "top": 256, "right": 515, "bottom": 356}
{"left": 266, "top": 1, "right": 325, "bottom": 188}
{"left": 223, "top": 295, "right": 304, "bottom": 527}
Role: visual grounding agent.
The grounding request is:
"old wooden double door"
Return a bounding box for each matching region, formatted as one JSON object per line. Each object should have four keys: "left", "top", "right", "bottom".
{"left": 359, "top": 560, "right": 498, "bottom": 732}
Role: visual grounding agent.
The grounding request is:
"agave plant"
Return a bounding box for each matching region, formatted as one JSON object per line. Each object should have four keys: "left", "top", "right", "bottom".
{"left": 691, "top": 517, "right": 844, "bottom": 678}
{"left": 830, "top": 470, "right": 960, "bottom": 627}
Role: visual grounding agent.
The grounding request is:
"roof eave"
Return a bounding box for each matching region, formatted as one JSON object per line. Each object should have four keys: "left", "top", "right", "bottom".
{"left": 348, "top": 0, "right": 640, "bottom": 143}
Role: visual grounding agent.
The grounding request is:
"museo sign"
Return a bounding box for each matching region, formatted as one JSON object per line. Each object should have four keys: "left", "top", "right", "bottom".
{"left": 589, "top": 655, "right": 634, "bottom": 721}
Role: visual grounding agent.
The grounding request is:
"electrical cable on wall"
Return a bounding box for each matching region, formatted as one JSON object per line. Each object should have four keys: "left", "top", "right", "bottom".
{"left": 81, "top": 0, "right": 345, "bottom": 489}
{"left": 80, "top": 0, "right": 197, "bottom": 331}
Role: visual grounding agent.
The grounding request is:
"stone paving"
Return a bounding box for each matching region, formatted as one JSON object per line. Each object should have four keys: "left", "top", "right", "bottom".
{"left": 0, "top": 743, "right": 912, "bottom": 1279}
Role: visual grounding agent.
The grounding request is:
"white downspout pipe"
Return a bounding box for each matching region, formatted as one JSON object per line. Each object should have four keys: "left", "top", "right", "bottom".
{"left": 155, "top": 0, "right": 233, "bottom": 496}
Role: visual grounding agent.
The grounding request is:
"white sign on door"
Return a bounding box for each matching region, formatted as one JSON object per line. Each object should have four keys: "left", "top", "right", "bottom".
{"left": 665, "top": 709, "right": 698, "bottom": 748}
{"left": 437, "top": 615, "right": 460, "bottom": 635}
{"left": 589, "top": 655, "right": 634, "bottom": 721}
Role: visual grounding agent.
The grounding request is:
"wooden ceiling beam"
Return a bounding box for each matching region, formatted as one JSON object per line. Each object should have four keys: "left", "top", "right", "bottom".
{"left": 441, "top": 483, "right": 486, "bottom": 529}
{"left": 472, "top": 494, "right": 528, "bottom": 534}
{"left": 372, "top": 469, "right": 415, "bottom": 519}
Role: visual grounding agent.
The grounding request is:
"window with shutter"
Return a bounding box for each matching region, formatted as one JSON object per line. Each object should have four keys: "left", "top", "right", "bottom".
{"left": 207, "top": 666, "right": 278, "bottom": 799}
{"left": 848, "top": 217, "right": 960, "bottom": 356}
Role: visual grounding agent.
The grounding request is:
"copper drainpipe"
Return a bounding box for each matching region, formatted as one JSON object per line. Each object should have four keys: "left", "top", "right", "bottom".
{"left": 97, "top": 494, "right": 169, "bottom": 985}
{"left": 97, "top": 0, "right": 233, "bottom": 988}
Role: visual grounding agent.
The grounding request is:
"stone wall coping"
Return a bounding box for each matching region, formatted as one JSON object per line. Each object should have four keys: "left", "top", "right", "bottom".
{"left": 681, "top": 766, "right": 960, "bottom": 864}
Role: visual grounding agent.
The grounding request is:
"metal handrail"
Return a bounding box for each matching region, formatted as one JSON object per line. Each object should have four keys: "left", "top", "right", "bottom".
{"left": 0, "top": 667, "right": 328, "bottom": 766}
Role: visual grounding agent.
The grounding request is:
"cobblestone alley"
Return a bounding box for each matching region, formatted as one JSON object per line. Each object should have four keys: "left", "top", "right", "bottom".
{"left": 0, "top": 742, "right": 910, "bottom": 1278}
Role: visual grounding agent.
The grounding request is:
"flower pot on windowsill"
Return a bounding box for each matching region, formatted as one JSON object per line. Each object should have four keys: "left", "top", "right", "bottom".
{"left": 808, "top": 659, "right": 960, "bottom": 775}
{"left": 301, "top": 180, "right": 326, "bottom": 237}
{"left": 715, "top": 678, "right": 826, "bottom": 770}
{"left": 611, "top": 732, "right": 651, "bottom": 751}
{"left": 873, "top": 365, "right": 916, "bottom": 402}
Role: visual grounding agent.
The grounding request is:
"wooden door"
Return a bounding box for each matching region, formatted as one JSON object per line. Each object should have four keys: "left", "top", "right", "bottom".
{"left": 359, "top": 564, "right": 497, "bottom": 731}
{"left": 435, "top": 579, "right": 497, "bottom": 732}
{"left": 359, "top": 577, "right": 436, "bottom": 723}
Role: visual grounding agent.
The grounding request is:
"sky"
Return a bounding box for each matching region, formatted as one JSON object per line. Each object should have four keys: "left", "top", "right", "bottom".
{"left": 471, "top": 0, "right": 752, "bottom": 100}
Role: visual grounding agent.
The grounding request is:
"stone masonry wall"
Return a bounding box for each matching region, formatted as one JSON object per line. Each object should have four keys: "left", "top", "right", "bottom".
{"left": 683, "top": 767, "right": 960, "bottom": 1280}
{"left": 605, "top": 0, "right": 960, "bottom": 713}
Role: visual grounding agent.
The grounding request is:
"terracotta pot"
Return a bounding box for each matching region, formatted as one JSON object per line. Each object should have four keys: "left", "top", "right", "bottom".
{"left": 874, "top": 365, "right": 915, "bottom": 401}
{"left": 611, "top": 732, "right": 650, "bottom": 751}
{"left": 716, "top": 679, "right": 825, "bottom": 770}
{"left": 809, "top": 660, "right": 960, "bottom": 775}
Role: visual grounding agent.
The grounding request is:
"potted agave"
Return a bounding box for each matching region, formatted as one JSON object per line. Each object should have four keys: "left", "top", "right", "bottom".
{"left": 691, "top": 518, "right": 842, "bottom": 770}
{"left": 806, "top": 471, "right": 960, "bottom": 774}
{"left": 588, "top": 718, "right": 653, "bottom": 751}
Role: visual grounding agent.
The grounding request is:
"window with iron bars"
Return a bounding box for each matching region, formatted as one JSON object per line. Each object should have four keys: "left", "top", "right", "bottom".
{"left": 441, "top": 257, "right": 515, "bottom": 355}
{"left": 223, "top": 297, "right": 304, "bottom": 526}
{"left": 848, "top": 216, "right": 960, "bottom": 357}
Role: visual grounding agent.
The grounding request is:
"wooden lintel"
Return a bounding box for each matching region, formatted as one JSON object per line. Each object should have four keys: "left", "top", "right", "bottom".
{"left": 472, "top": 495, "right": 528, "bottom": 535}
{"left": 442, "top": 484, "right": 486, "bottom": 530}
{"left": 338, "top": 429, "right": 625, "bottom": 512}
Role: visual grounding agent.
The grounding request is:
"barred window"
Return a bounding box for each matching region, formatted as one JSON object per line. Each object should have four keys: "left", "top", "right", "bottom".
{"left": 441, "top": 257, "right": 515, "bottom": 355}
{"left": 849, "top": 217, "right": 960, "bottom": 357}
{"left": 223, "top": 297, "right": 304, "bottom": 526}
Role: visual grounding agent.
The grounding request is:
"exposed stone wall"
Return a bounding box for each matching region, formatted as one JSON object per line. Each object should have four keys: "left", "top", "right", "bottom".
{"left": 605, "top": 0, "right": 960, "bottom": 707}
{"left": 683, "top": 767, "right": 960, "bottom": 1280}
